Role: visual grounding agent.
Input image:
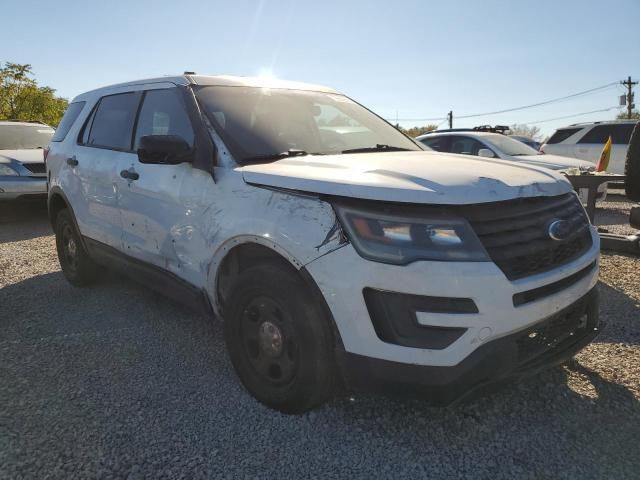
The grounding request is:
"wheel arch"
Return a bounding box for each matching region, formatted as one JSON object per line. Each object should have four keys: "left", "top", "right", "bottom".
{"left": 48, "top": 187, "right": 72, "bottom": 229}
{"left": 210, "top": 237, "right": 347, "bottom": 386}
{"left": 209, "top": 236, "right": 304, "bottom": 313}
{"left": 47, "top": 187, "right": 87, "bottom": 249}
{"left": 208, "top": 237, "right": 342, "bottom": 343}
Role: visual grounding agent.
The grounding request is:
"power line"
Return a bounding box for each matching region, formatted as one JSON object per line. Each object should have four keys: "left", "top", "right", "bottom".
{"left": 455, "top": 82, "right": 618, "bottom": 119}
{"left": 523, "top": 106, "right": 620, "bottom": 125}
{"left": 387, "top": 81, "right": 618, "bottom": 122}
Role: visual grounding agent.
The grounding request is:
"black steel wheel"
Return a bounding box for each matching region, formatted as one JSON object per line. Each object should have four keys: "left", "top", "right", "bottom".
{"left": 224, "top": 262, "right": 336, "bottom": 413}
{"left": 55, "top": 209, "right": 100, "bottom": 286}
{"left": 240, "top": 296, "right": 299, "bottom": 386}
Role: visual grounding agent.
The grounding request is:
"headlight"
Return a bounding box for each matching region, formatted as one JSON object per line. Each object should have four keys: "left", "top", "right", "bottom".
{"left": 334, "top": 205, "right": 489, "bottom": 264}
{"left": 0, "top": 164, "right": 18, "bottom": 176}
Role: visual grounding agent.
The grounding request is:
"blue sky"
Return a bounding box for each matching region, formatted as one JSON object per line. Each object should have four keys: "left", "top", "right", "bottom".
{"left": 4, "top": 0, "right": 639, "bottom": 136}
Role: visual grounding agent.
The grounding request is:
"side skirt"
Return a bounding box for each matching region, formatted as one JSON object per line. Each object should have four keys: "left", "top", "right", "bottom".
{"left": 83, "top": 237, "right": 213, "bottom": 317}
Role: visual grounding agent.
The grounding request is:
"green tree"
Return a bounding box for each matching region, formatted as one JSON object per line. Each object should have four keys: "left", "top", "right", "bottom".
{"left": 616, "top": 110, "right": 640, "bottom": 120}
{"left": 0, "top": 62, "right": 68, "bottom": 126}
{"left": 397, "top": 124, "right": 438, "bottom": 138}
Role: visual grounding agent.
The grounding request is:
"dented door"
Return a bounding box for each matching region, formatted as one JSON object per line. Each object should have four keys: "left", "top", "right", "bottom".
{"left": 118, "top": 86, "right": 213, "bottom": 281}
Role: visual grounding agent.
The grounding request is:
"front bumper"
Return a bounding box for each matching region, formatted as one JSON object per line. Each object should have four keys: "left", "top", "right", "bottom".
{"left": 306, "top": 227, "right": 600, "bottom": 367}
{"left": 0, "top": 176, "right": 47, "bottom": 200}
{"left": 338, "top": 286, "right": 600, "bottom": 406}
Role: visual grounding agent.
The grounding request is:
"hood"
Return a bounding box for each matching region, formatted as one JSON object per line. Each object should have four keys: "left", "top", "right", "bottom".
{"left": 0, "top": 149, "right": 45, "bottom": 164}
{"left": 240, "top": 151, "right": 573, "bottom": 205}
{"left": 513, "top": 153, "right": 595, "bottom": 171}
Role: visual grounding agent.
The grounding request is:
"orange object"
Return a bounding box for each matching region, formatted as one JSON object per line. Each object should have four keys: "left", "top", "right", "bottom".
{"left": 596, "top": 135, "right": 612, "bottom": 172}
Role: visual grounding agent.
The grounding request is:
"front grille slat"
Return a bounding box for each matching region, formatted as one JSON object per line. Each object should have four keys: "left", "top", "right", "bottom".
{"left": 465, "top": 193, "right": 592, "bottom": 280}
{"left": 471, "top": 202, "right": 581, "bottom": 236}
{"left": 463, "top": 193, "right": 576, "bottom": 223}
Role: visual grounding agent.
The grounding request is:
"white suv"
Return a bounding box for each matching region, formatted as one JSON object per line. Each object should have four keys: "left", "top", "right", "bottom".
{"left": 540, "top": 120, "right": 636, "bottom": 175}
{"left": 47, "top": 74, "right": 601, "bottom": 413}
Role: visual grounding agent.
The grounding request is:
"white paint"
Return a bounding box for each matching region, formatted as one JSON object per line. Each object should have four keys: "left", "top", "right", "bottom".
{"left": 47, "top": 74, "right": 601, "bottom": 373}
{"left": 241, "top": 151, "right": 573, "bottom": 204}
{"left": 305, "top": 231, "right": 599, "bottom": 367}
{"left": 0, "top": 149, "right": 45, "bottom": 165}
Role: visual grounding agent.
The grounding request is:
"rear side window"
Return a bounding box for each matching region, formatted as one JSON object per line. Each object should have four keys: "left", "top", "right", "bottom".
{"left": 51, "top": 102, "right": 85, "bottom": 142}
{"left": 578, "top": 124, "right": 635, "bottom": 145}
{"left": 133, "top": 89, "right": 194, "bottom": 149}
{"left": 86, "top": 92, "right": 141, "bottom": 150}
{"left": 546, "top": 128, "right": 581, "bottom": 144}
{"left": 420, "top": 136, "right": 450, "bottom": 152}
{"left": 449, "top": 136, "right": 486, "bottom": 155}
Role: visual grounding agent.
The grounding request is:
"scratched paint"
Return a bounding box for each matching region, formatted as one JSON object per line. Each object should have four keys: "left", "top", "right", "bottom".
{"left": 45, "top": 75, "right": 602, "bottom": 373}
{"left": 241, "top": 150, "right": 573, "bottom": 204}
{"left": 74, "top": 139, "right": 576, "bottom": 318}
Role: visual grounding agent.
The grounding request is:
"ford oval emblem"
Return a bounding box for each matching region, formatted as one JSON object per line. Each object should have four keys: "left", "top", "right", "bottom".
{"left": 548, "top": 219, "right": 571, "bottom": 241}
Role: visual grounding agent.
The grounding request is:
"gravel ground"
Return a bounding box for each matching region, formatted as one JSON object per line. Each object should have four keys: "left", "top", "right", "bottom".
{"left": 1, "top": 200, "right": 639, "bottom": 479}
{"left": 594, "top": 187, "right": 640, "bottom": 236}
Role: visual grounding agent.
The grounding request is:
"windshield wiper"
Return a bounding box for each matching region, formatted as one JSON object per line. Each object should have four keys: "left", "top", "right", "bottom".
{"left": 241, "top": 149, "right": 309, "bottom": 164}
{"left": 341, "top": 144, "right": 413, "bottom": 154}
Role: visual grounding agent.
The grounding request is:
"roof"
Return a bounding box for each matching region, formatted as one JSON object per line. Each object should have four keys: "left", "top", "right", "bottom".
{"left": 416, "top": 131, "right": 502, "bottom": 140}
{"left": 509, "top": 135, "right": 536, "bottom": 141}
{"left": 74, "top": 74, "right": 339, "bottom": 100}
{"left": 568, "top": 119, "right": 639, "bottom": 127}
{"left": 189, "top": 74, "right": 338, "bottom": 93}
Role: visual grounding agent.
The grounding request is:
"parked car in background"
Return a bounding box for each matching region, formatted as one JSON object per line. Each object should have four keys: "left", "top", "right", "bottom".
{"left": 417, "top": 130, "right": 606, "bottom": 201}
{"left": 0, "top": 120, "right": 54, "bottom": 200}
{"left": 509, "top": 134, "right": 541, "bottom": 151}
{"left": 417, "top": 130, "right": 595, "bottom": 171}
{"left": 47, "top": 74, "right": 601, "bottom": 413}
{"left": 540, "top": 120, "right": 636, "bottom": 175}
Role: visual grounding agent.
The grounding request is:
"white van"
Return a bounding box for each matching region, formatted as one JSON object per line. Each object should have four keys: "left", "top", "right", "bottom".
{"left": 46, "top": 74, "right": 601, "bottom": 413}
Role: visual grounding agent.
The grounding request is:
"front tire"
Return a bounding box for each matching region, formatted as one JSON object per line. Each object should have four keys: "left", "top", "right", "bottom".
{"left": 223, "top": 263, "right": 336, "bottom": 414}
{"left": 55, "top": 209, "right": 100, "bottom": 286}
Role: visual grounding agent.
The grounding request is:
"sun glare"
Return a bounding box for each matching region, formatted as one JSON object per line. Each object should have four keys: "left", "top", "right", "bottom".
{"left": 257, "top": 68, "right": 276, "bottom": 80}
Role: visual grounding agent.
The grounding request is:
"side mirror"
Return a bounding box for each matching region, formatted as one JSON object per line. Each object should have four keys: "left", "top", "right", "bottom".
{"left": 477, "top": 148, "right": 495, "bottom": 158}
{"left": 137, "top": 135, "right": 193, "bottom": 165}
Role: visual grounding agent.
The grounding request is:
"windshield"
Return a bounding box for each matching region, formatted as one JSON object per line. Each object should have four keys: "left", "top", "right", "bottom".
{"left": 0, "top": 124, "right": 54, "bottom": 150}
{"left": 194, "top": 86, "right": 420, "bottom": 163}
{"left": 483, "top": 134, "right": 539, "bottom": 156}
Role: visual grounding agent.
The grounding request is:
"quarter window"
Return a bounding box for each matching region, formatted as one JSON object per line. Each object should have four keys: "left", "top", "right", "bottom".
{"left": 133, "top": 89, "right": 194, "bottom": 149}
{"left": 86, "top": 92, "right": 141, "bottom": 150}
{"left": 51, "top": 102, "right": 85, "bottom": 142}
{"left": 420, "top": 136, "right": 450, "bottom": 152}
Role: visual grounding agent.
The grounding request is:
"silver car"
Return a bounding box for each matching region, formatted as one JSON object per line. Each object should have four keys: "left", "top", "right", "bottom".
{"left": 0, "top": 121, "right": 54, "bottom": 200}
{"left": 417, "top": 130, "right": 606, "bottom": 201}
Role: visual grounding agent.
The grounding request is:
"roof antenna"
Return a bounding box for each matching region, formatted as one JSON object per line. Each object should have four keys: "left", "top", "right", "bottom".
{"left": 184, "top": 71, "right": 196, "bottom": 75}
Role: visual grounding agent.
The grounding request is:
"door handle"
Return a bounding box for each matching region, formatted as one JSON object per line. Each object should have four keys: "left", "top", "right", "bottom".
{"left": 120, "top": 169, "right": 139, "bottom": 181}
{"left": 66, "top": 156, "right": 78, "bottom": 166}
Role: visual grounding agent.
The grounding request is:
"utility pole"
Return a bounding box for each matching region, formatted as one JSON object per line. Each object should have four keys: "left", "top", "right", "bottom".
{"left": 448, "top": 110, "right": 453, "bottom": 129}
{"left": 621, "top": 76, "right": 638, "bottom": 118}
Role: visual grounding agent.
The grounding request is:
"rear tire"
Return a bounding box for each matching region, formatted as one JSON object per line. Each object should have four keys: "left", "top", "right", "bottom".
{"left": 55, "top": 209, "right": 100, "bottom": 286}
{"left": 624, "top": 122, "right": 640, "bottom": 201}
{"left": 223, "top": 262, "right": 336, "bottom": 414}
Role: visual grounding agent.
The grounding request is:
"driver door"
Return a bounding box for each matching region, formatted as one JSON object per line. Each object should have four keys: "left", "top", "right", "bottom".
{"left": 117, "top": 86, "right": 202, "bottom": 278}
